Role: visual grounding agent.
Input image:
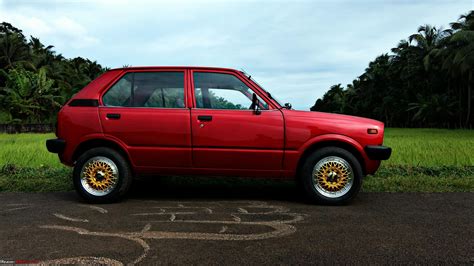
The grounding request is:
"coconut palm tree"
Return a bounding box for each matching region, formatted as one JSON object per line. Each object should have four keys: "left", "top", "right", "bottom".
{"left": 443, "top": 11, "right": 474, "bottom": 127}
{"left": 0, "top": 23, "right": 30, "bottom": 69}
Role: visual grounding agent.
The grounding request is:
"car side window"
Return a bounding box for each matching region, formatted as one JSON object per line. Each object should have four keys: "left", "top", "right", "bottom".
{"left": 103, "top": 72, "right": 185, "bottom": 108}
{"left": 103, "top": 73, "right": 132, "bottom": 106}
{"left": 193, "top": 72, "right": 268, "bottom": 110}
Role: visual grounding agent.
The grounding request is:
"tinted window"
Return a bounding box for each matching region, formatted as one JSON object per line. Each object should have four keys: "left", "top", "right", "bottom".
{"left": 193, "top": 72, "right": 268, "bottom": 110}
{"left": 103, "top": 73, "right": 132, "bottom": 106}
{"left": 103, "top": 72, "right": 185, "bottom": 108}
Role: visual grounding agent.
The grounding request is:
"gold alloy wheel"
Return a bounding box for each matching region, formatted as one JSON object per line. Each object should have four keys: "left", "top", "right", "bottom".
{"left": 80, "top": 156, "right": 118, "bottom": 196}
{"left": 315, "top": 161, "right": 350, "bottom": 191}
{"left": 312, "top": 156, "right": 354, "bottom": 198}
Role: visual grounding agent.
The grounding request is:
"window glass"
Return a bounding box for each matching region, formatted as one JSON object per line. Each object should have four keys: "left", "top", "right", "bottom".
{"left": 103, "top": 72, "right": 185, "bottom": 108}
{"left": 193, "top": 72, "right": 268, "bottom": 110}
{"left": 103, "top": 73, "right": 132, "bottom": 106}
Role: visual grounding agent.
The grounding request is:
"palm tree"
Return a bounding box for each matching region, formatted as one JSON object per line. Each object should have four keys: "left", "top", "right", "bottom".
{"left": 444, "top": 11, "right": 474, "bottom": 127}
{"left": 408, "top": 25, "right": 450, "bottom": 51}
{"left": 28, "top": 36, "right": 55, "bottom": 71}
{"left": 310, "top": 84, "right": 345, "bottom": 113}
{"left": 0, "top": 23, "right": 30, "bottom": 69}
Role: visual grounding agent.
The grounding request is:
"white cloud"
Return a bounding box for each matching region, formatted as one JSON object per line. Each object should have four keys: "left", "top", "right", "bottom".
{"left": 51, "top": 17, "right": 99, "bottom": 48}
{"left": 0, "top": 9, "right": 99, "bottom": 50}
{"left": 0, "top": 0, "right": 472, "bottom": 109}
{"left": 145, "top": 29, "right": 231, "bottom": 53}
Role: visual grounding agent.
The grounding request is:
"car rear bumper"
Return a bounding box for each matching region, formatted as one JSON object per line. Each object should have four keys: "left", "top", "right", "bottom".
{"left": 46, "top": 139, "right": 66, "bottom": 154}
{"left": 365, "top": 145, "right": 392, "bottom": 160}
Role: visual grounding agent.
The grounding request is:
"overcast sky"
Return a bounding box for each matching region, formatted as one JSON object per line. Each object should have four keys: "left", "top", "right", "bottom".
{"left": 1, "top": 0, "right": 472, "bottom": 109}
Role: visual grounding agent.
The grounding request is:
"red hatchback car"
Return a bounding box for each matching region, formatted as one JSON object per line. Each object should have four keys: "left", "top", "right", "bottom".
{"left": 46, "top": 66, "right": 391, "bottom": 204}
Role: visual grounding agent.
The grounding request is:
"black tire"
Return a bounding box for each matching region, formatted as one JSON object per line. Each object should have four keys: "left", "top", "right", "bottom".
{"left": 299, "top": 147, "right": 363, "bottom": 205}
{"left": 73, "top": 147, "right": 133, "bottom": 203}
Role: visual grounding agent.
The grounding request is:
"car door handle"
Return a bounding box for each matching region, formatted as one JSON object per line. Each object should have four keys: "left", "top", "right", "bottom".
{"left": 106, "top": 113, "right": 121, "bottom": 119}
{"left": 197, "top": 115, "right": 212, "bottom": 121}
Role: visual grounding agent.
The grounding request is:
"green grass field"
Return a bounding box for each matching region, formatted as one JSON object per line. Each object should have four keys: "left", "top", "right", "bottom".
{"left": 0, "top": 129, "right": 473, "bottom": 192}
{"left": 383, "top": 128, "right": 474, "bottom": 167}
{"left": 0, "top": 133, "right": 63, "bottom": 168}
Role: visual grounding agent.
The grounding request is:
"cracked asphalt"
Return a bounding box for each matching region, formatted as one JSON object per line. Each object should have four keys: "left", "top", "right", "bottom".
{"left": 0, "top": 183, "right": 472, "bottom": 265}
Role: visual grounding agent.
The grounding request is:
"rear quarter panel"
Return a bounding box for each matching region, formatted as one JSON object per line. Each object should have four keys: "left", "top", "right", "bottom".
{"left": 57, "top": 70, "right": 124, "bottom": 165}
{"left": 57, "top": 106, "right": 103, "bottom": 165}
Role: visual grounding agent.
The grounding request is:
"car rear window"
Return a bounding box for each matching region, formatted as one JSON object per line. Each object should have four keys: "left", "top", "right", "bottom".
{"left": 103, "top": 72, "right": 185, "bottom": 108}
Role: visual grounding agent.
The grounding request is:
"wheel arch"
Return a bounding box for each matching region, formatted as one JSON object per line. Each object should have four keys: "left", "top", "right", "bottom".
{"left": 72, "top": 138, "right": 132, "bottom": 168}
{"left": 296, "top": 137, "right": 367, "bottom": 177}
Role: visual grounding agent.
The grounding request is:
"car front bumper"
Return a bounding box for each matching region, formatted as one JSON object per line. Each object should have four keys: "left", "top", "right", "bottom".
{"left": 46, "top": 139, "right": 66, "bottom": 154}
{"left": 365, "top": 145, "right": 392, "bottom": 160}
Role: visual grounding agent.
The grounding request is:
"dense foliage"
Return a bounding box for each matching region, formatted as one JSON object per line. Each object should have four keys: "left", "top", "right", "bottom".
{"left": 2, "top": 11, "right": 473, "bottom": 127}
{"left": 0, "top": 22, "right": 106, "bottom": 123}
{"left": 312, "top": 11, "right": 474, "bottom": 128}
{"left": 0, "top": 22, "right": 252, "bottom": 123}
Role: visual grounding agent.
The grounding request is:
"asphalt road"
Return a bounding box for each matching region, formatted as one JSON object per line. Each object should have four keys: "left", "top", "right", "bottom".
{"left": 0, "top": 184, "right": 473, "bottom": 265}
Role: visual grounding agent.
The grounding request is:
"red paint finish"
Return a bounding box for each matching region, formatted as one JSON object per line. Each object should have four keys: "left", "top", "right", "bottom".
{"left": 282, "top": 109, "right": 385, "bottom": 175}
{"left": 191, "top": 109, "right": 284, "bottom": 170}
{"left": 54, "top": 66, "right": 388, "bottom": 179}
{"left": 99, "top": 107, "right": 192, "bottom": 168}
{"left": 56, "top": 106, "right": 103, "bottom": 166}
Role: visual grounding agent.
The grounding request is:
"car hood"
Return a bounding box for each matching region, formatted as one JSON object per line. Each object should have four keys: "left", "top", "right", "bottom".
{"left": 282, "top": 109, "right": 385, "bottom": 146}
{"left": 285, "top": 110, "right": 383, "bottom": 126}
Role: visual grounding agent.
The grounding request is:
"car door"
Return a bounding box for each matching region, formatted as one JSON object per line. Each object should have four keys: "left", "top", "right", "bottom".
{"left": 99, "top": 70, "right": 192, "bottom": 169}
{"left": 190, "top": 70, "right": 284, "bottom": 172}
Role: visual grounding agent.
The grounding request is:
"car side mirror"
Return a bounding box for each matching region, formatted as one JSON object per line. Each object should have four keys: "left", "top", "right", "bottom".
{"left": 252, "top": 93, "right": 261, "bottom": 115}
{"left": 284, "top": 103, "right": 292, "bottom": 109}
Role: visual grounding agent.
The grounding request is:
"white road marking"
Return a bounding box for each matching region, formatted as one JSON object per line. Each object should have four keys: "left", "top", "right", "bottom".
{"left": 132, "top": 212, "right": 195, "bottom": 216}
{"left": 155, "top": 206, "right": 214, "bottom": 214}
{"left": 78, "top": 205, "right": 108, "bottom": 214}
{"left": 40, "top": 225, "right": 150, "bottom": 265}
{"left": 40, "top": 201, "right": 306, "bottom": 264}
{"left": 219, "top": 226, "right": 228, "bottom": 233}
{"left": 131, "top": 212, "right": 167, "bottom": 216}
{"left": 237, "top": 208, "right": 248, "bottom": 214}
{"left": 53, "top": 213, "right": 89, "bottom": 223}
{"left": 141, "top": 224, "right": 152, "bottom": 233}
{"left": 2, "top": 206, "right": 31, "bottom": 212}
{"left": 231, "top": 214, "right": 241, "bottom": 222}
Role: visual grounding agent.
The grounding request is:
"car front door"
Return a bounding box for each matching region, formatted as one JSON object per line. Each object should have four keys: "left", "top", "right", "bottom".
{"left": 99, "top": 70, "right": 191, "bottom": 169}
{"left": 190, "top": 70, "right": 284, "bottom": 174}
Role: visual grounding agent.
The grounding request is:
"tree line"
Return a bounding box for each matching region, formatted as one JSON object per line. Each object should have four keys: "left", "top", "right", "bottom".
{"left": 2, "top": 11, "right": 473, "bottom": 128}
{"left": 0, "top": 22, "right": 106, "bottom": 124}
{"left": 311, "top": 11, "right": 474, "bottom": 128}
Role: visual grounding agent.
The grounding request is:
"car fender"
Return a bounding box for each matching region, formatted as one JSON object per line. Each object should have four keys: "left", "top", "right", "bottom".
{"left": 73, "top": 133, "right": 134, "bottom": 166}
{"left": 298, "top": 134, "right": 365, "bottom": 155}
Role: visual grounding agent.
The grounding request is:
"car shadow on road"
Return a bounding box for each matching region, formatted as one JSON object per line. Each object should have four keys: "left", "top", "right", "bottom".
{"left": 127, "top": 176, "right": 304, "bottom": 203}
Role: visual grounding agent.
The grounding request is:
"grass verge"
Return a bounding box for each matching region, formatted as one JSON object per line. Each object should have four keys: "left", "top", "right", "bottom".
{"left": 0, "top": 130, "right": 473, "bottom": 192}
{"left": 0, "top": 165, "right": 72, "bottom": 192}
{"left": 1, "top": 164, "right": 472, "bottom": 193}
{"left": 2, "top": 129, "right": 474, "bottom": 168}
{"left": 363, "top": 166, "right": 474, "bottom": 192}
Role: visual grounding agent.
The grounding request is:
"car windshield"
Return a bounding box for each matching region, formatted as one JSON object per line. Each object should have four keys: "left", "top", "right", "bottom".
{"left": 240, "top": 70, "right": 284, "bottom": 107}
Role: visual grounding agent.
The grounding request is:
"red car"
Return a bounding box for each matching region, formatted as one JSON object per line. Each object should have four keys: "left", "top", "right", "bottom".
{"left": 46, "top": 66, "right": 391, "bottom": 204}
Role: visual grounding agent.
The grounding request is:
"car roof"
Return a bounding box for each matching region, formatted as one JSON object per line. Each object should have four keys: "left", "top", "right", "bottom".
{"left": 110, "top": 66, "right": 241, "bottom": 72}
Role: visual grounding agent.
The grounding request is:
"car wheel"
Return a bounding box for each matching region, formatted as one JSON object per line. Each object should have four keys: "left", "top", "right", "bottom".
{"left": 300, "top": 147, "right": 362, "bottom": 205}
{"left": 73, "top": 147, "right": 132, "bottom": 203}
